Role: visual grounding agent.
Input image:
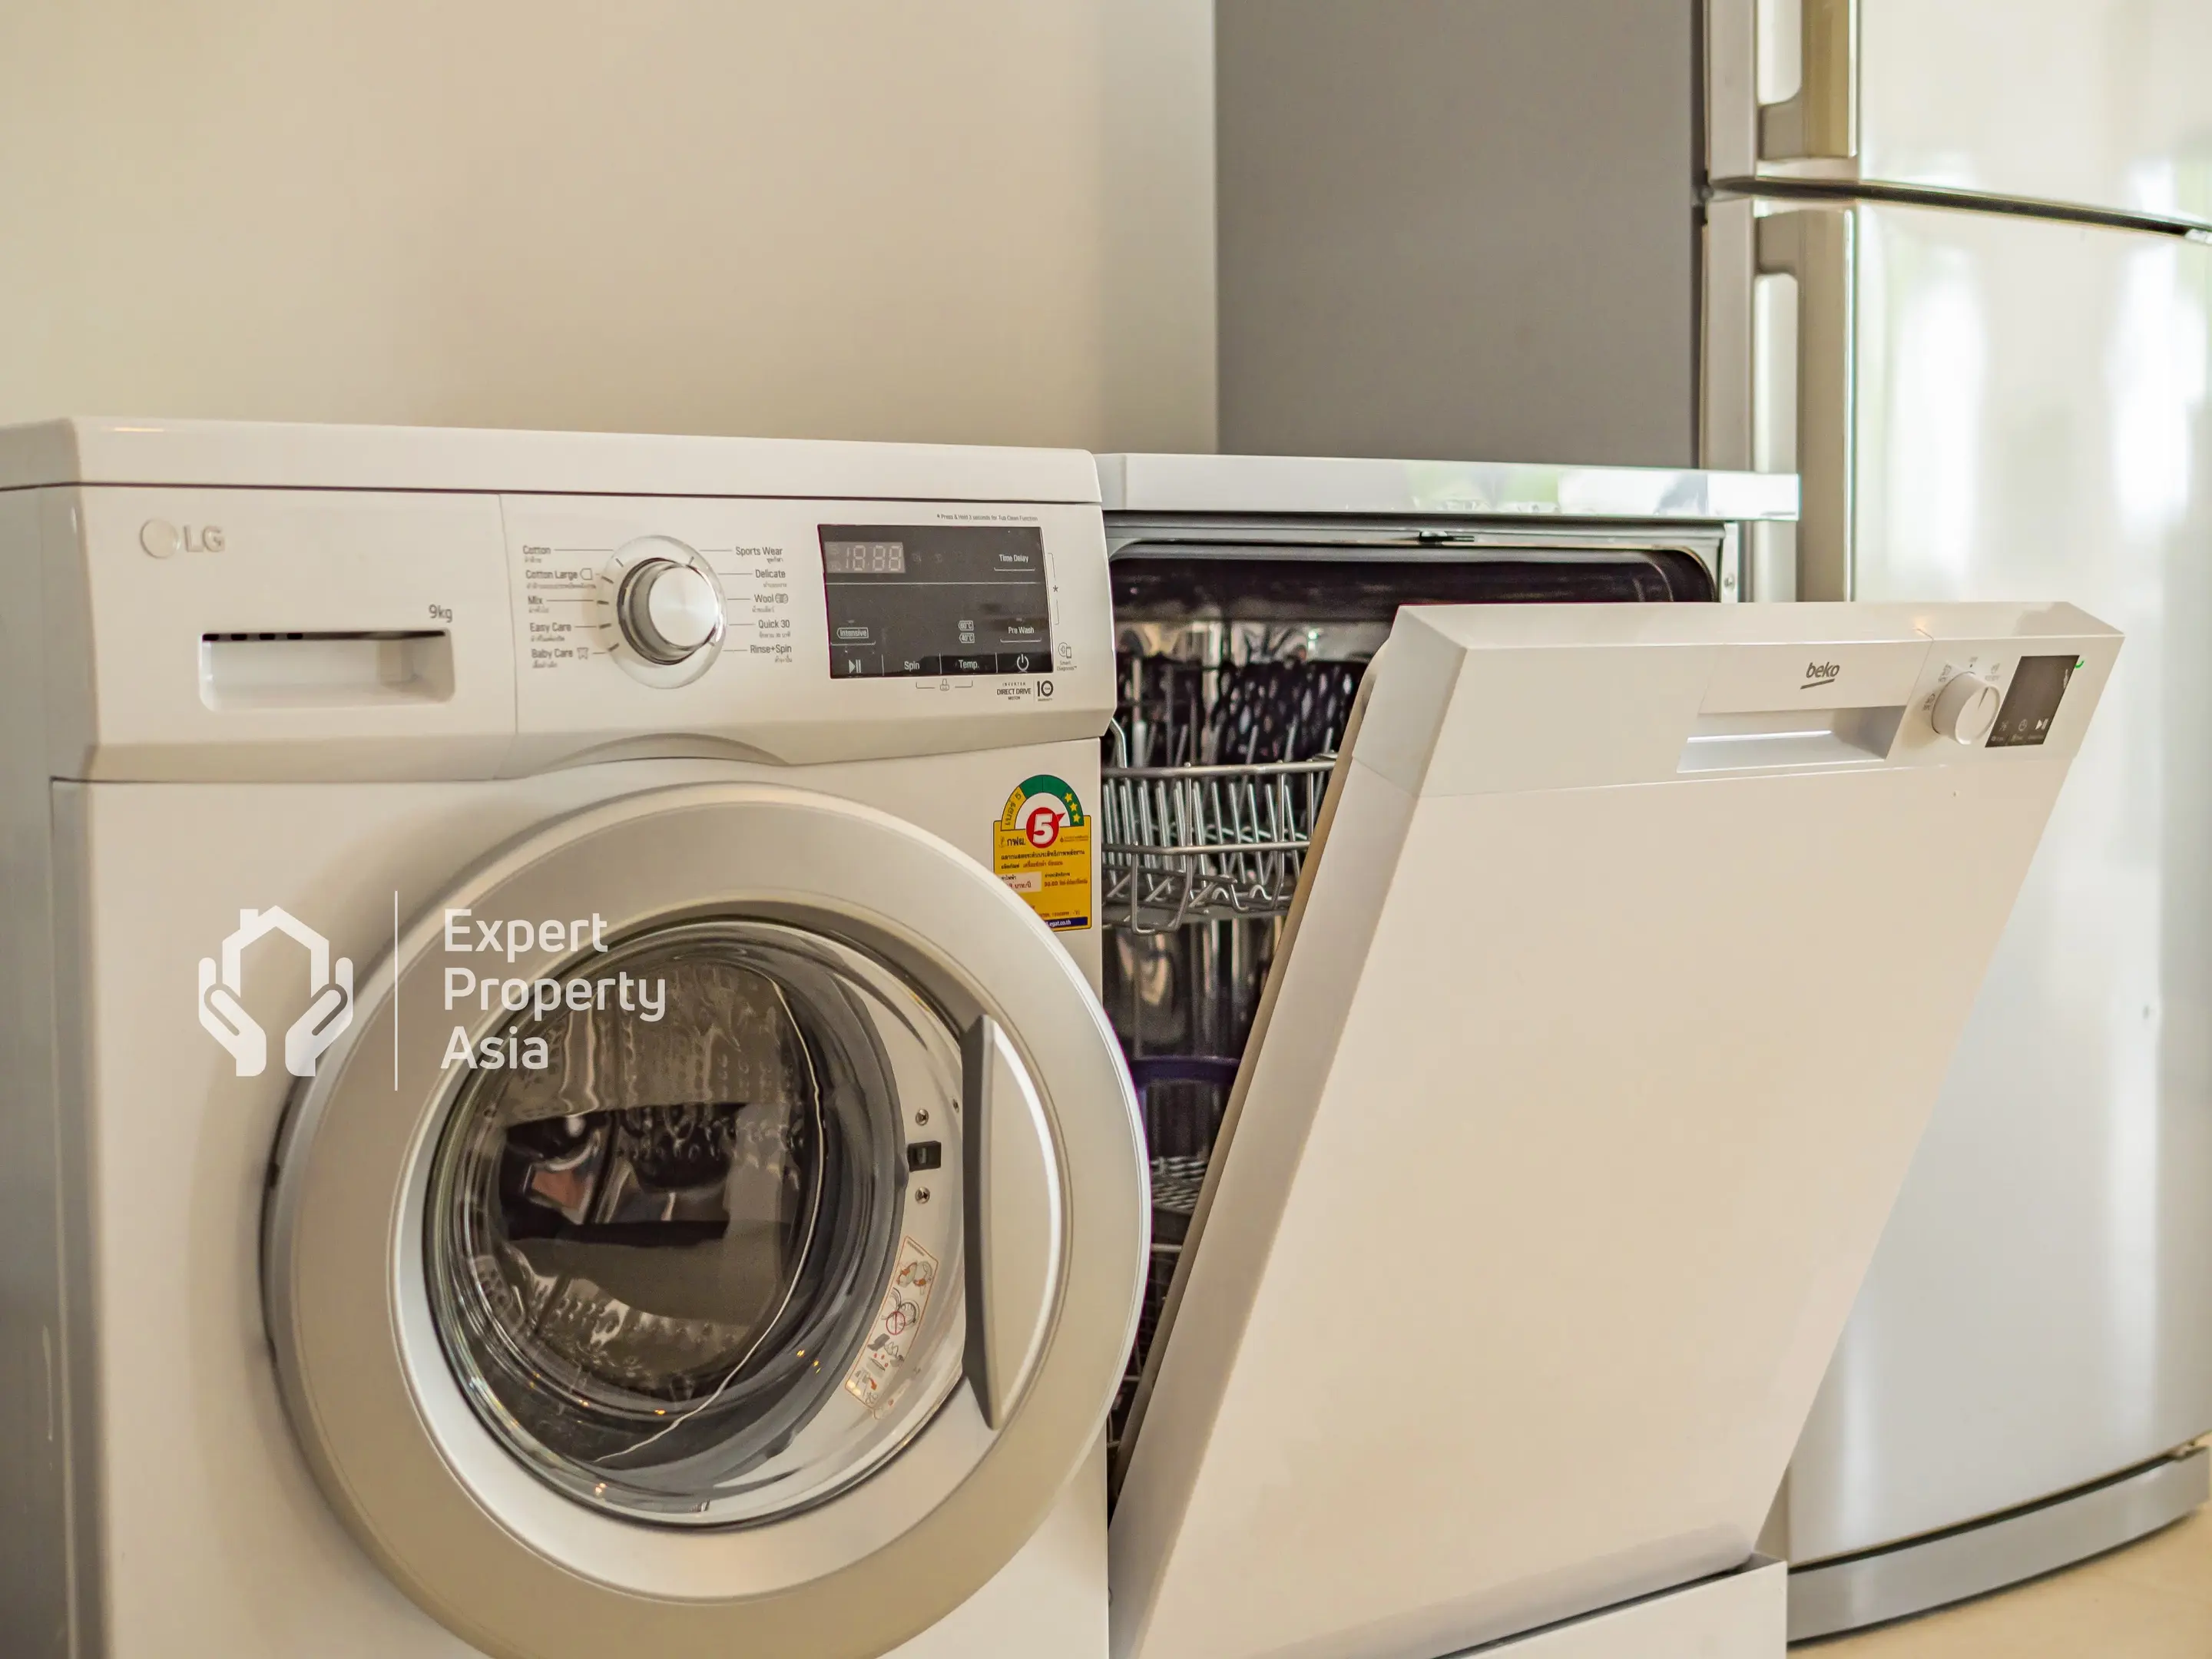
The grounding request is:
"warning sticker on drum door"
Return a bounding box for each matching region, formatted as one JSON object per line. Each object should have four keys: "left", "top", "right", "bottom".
{"left": 845, "top": 1236, "right": 940, "bottom": 1416}
{"left": 992, "top": 774, "right": 1093, "bottom": 932}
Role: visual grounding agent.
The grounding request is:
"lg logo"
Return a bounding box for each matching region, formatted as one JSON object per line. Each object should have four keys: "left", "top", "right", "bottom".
{"left": 140, "top": 518, "right": 226, "bottom": 558}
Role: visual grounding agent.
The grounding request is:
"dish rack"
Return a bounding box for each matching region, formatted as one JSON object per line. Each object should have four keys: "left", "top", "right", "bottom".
{"left": 1099, "top": 753, "right": 1334, "bottom": 932}
{"left": 1102, "top": 650, "right": 1361, "bottom": 1449}
{"left": 1100, "top": 651, "right": 1357, "bottom": 933}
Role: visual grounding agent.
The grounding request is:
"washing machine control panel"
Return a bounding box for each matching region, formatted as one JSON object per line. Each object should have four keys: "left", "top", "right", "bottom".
{"left": 817, "top": 523, "right": 1055, "bottom": 682}
{"left": 37, "top": 419, "right": 1120, "bottom": 782}
{"left": 500, "top": 494, "right": 1116, "bottom": 770}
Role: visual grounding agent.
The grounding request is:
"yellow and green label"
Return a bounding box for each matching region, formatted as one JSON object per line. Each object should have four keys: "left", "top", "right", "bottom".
{"left": 993, "top": 773, "right": 1092, "bottom": 931}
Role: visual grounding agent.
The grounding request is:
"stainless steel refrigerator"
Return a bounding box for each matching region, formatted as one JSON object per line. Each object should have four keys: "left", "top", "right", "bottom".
{"left": 1215, "top": 0, "right": 2212, "bottom": 1636}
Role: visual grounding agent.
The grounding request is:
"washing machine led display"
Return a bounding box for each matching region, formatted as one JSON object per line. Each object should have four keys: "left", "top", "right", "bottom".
{"left": 820, "top": 524, "right": 1055, "bottom": 679}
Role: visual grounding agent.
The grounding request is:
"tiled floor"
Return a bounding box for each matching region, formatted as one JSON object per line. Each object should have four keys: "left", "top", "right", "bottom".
{"left": 1802, "top": 1508, "right": 2212, "bottom": 1656}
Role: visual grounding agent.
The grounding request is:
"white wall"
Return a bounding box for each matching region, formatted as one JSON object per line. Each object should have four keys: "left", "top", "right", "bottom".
{"left": 0, "top": 0, "right": 1214, "bottom": 452}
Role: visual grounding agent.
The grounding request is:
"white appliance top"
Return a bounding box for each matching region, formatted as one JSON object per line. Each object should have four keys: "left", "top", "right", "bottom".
{"left": 1094, "top": 452, "right": 1800, "bottom": 521}
{"left": 0, "top": 417, "right": 1103, "bottom": 504}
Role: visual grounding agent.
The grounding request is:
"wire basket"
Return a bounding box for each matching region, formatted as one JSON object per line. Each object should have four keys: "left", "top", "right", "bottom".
{"left": 1100, "top": 755, "right": 1335, "bottom": 932}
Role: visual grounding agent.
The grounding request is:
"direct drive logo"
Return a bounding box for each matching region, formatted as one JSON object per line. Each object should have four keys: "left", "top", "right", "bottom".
{"left": 197, "top": 907, "right": 355, "bottom": 1078}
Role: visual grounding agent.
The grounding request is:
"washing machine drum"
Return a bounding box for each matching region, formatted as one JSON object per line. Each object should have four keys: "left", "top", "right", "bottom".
{"left": 263, "top": 784, "right": 1145, "bottom": 1659}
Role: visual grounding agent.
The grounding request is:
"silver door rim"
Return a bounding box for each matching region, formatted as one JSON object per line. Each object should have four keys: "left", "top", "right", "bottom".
{"left": 263, "top": 783, "right": 1146, "bottom": 1659}
{"left": 419, "top": 916, "right": 972, "bottom": 1528}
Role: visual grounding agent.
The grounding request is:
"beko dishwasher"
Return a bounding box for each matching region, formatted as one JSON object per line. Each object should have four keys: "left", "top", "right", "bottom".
{"left": 1088, "top": 454, "right": 2117, "bottom": 1659}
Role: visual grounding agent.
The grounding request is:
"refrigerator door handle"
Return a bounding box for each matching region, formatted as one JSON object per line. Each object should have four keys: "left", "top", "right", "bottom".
{"left": 1759, "top": 0, "right": 1859, "bottom": 163}
{"left": 1755, "top": 208, "right": 1856, "bottom": 601}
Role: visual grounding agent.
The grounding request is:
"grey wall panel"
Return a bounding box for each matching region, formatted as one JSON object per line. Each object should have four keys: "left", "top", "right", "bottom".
{"left": 1217, "top": 0, "right": 1700, "bottom": 467}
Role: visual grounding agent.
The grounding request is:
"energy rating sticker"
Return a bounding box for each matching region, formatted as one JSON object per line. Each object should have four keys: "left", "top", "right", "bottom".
{"left": 993, "top": 773, "right": 1093, "bottom": 932}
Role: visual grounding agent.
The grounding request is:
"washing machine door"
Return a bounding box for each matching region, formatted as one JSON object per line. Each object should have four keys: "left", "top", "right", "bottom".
{"left": 264, "top": 783, "right": 1145, "bottom": 1659}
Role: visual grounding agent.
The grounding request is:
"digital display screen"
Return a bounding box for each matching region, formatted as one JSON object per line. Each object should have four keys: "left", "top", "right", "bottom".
{"left": 820, "top": 524, "right": 1054, "bottom": 680}
{"left": 823, "top": 539, "right": 907, "bottom": 575}
{"left": 1986, "top": 654, "right": 2079, "bottom": 748}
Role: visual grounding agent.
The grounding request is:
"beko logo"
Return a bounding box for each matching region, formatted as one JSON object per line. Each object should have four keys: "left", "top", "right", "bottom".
{"left": 140, "top": 518, "right": 226, "bottom": 558}
{"left": 1803, "top": 661, "right": 1842, "bottom": 689}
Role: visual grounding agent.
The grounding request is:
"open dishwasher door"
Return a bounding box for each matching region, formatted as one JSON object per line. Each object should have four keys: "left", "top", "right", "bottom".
{"left": 1108, "top": 601, "right": 2118, "bottom": 1659}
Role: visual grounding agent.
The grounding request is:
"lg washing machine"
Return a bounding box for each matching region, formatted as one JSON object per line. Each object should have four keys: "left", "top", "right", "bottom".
{"left": 0, "top": 419, "right": 1146, "bottom": 1658}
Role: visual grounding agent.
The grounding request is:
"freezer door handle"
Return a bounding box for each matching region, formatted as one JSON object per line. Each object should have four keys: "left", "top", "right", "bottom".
{"left": 1756, "top": 208, "right": 1856, "bottom": 601}
{"left": 1759, "top": 0, "right": 1858, "bottom": 162}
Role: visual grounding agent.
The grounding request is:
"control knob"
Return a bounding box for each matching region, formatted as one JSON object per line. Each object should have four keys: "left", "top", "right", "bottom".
{"left": 618, "top": 559, "right": 723, "bottom": 664}
{"left": 594, "top": 536, "right": 727, "bottom": 687}
{"left": 1932, "top": 672, "right": 2000, "bottom": 746}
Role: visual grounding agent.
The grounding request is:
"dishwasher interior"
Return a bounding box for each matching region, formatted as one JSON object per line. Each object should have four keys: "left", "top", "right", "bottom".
{"left": 1098, "top": 528, "right": 1721, "bottom": 1455}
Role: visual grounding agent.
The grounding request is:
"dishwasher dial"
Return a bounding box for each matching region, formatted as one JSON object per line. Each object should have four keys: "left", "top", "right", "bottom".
{"left": 596, "top": 537, "right": 726, "bottom": 686}
{"left": 1932, "top": 671, "right": 2001, "bottom": 746}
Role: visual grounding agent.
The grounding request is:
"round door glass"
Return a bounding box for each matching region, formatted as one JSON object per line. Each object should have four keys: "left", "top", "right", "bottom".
{"left": 422, "top": 920, "right": 965, "bottom": 1525}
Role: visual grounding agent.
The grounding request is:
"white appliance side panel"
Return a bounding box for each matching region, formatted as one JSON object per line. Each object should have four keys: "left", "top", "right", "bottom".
{"left": 1852, "top": 0, "right": 2212, "bottom": 226}
{"left": 1785, "top": 207, "right": 2212, "bottom": 1558}
{"left": 63, "top": 743, "right": 1098, "bottom": 1657}
{"left": 888, "top": 1442, "right": 1108, "bottom": 1659}
{"left": 1112, "top": 606, "right": 2111, "bottom": 1659}
{"left": 0, "top": 489, "right": 75, "bottom": 1657}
